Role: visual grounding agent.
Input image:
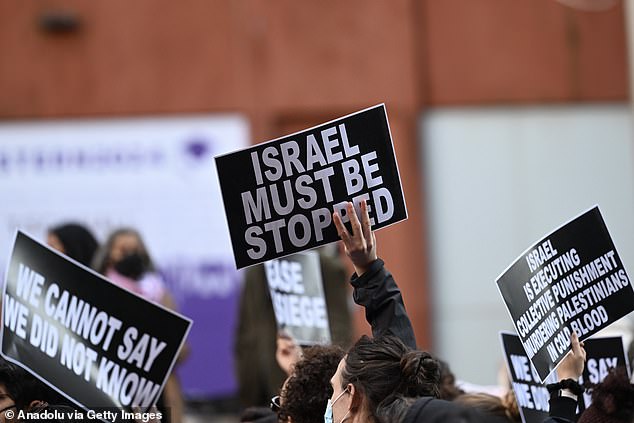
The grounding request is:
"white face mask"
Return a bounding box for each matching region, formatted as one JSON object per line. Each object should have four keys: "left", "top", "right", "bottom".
{"left": 324, "top": 387, "right": 350, "bottom": 423}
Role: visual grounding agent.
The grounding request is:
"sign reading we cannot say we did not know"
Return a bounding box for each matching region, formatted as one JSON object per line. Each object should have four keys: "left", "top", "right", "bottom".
{"left": 215, "top": 104, "right": 408, "bottom": 269}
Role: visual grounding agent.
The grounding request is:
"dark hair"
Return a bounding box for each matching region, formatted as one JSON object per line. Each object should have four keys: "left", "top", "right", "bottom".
{"left": 578, "top": 367, "right": 634, "bottom": 423}
{"left": 0, "top": 360, "right": 24, "bottom": 406}
{"left": 48, "top": 223, "right": 99, "bottom": 267}
{"left": 437, "top": 359, "right": 464, "bottom": 401}
{"left": 278, "top": 345, "right": 345, "bottom": 423}
{"left": 92, "top": 228, "right": 154, "bottom": 274}
{"left": 341, "top": 336, "right": 441, "bottom": 420}
{"left": 454, "top": 393, "right": 520, "bottom": 423}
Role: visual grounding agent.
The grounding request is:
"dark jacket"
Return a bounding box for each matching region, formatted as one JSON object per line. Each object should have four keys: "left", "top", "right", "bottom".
{"left": 404, "top": 397, "right": 502, "bottom": 423}
{"left": 350, "top": 258, "right": 417, "bottom": 349}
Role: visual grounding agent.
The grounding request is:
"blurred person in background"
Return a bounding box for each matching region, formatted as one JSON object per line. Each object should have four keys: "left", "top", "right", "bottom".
{"left": 234, "top": 247, "right": 353, "bottom": 408}
{"left": 46, "top": 223, "right": 99, "bottom": 268}
{"left": 92, "top": 228, "right": 186, "bottom": 423}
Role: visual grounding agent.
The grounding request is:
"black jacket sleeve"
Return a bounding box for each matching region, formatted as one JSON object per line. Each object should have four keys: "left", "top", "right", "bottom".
{"left": 350, "top": 258, "right": 417, "bottom": 349}
{"left": 543, "top": 395, "right": 578, "bottom": 423}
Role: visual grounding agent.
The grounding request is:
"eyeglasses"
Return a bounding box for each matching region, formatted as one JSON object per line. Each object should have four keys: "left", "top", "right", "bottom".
{"left": 270, "top": 395, "right": 281, "bottom": 412}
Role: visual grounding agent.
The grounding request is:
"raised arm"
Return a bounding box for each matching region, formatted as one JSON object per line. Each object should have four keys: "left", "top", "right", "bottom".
{"left": 333, "top": 200, "right": 416, "bottom": 349}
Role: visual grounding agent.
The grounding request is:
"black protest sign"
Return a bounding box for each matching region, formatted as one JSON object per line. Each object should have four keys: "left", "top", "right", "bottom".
{"left": 578, "top": 336, "right": 630, "bottom": 410}
{"left": 501, "top": 332, "right": 631, "bottom": 422}
{"left": 2, "top": 231, "right": 192, "bottom": 415}
{"left": 215, "top": 104, "right": 407, "bottom": 269}
{"left": 264, "top": 251, "right": 330, "bottom": 345}
{"left": 496, "top": 206, "right": 634, "bottom": 382}
{"left": 500, "top": 332, "right": 556, "bottom": 423}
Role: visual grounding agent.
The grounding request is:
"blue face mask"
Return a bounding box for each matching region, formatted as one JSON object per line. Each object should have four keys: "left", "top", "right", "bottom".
{"left": 324, "top": 387, "right": 349, "bottom": 423}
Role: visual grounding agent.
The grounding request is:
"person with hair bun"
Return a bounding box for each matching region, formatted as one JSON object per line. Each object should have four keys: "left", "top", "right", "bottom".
{"left": 327, "top": 199, "right": 444, "bottom": 422}
{"left": 330, "top": 200, "right": 506, "bottom": 423}
{"left": 327, "top": 335, "right": 441, "bottom": 423}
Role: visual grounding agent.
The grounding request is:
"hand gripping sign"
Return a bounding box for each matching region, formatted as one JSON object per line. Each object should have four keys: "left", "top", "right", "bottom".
{"left": 496, "top": 206, "right": 634, "bottom": 382}
{"left": 2, "top": 231, "right": 192, "bottom": 418}
{"left": 215, "top": 104, "right": 407, "bottom": 269}
{"left": 500, "top": 332, "right": 630, "bottom": 423}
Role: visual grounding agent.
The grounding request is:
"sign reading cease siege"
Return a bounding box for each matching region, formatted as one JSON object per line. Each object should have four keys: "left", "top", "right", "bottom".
{"left": 264, "top": 251, "right": 330, "bottom": 345}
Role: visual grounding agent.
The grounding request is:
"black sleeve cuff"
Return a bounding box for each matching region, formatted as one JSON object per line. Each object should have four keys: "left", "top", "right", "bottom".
{"left": 350, "top": 258, "right": 384, "bottom": 288}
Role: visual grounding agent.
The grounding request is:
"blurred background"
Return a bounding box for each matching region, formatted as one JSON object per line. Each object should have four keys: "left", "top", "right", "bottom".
{"left": 2, "top": 0, "right": 634, "bottom": 421}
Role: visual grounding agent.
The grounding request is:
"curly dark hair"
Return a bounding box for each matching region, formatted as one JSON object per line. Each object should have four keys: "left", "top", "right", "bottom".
{"left": 278, "top": 344, "right": 345, "bottom": 423}
{"left": 578, "top": 367, "right": 634, "bottom": 423}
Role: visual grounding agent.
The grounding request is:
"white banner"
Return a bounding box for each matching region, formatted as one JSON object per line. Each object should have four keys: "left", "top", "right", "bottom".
{"left": 0, "top": 115, "right": 249, "bottom": 398}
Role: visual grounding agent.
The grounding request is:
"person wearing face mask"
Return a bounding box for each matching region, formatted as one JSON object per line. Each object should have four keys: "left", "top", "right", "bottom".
{"left": 325, "top": 335, "right": 441, "bottom": 423}
{"left": 92, "top": 228, "right": 185, "bottom": 423}
{"left": 93, "top": 228, "right": 168, "bottom": 305}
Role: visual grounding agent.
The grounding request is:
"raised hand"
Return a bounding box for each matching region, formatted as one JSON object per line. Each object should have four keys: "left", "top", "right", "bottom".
{"left": 333, "top": 199, "right": 377, "bottom": 276}
{"left": 557, "top": 331, "right": 586, "bottom": 381}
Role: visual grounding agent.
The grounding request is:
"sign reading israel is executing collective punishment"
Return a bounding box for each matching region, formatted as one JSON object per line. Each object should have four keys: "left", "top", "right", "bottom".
{"left": 264, "top": 251, "right": 331, "bottom": 345}
{"left": 496, "top": 206, "right": 634, "bottom": 382}
{"left": 215, "top": 104, "right": 407, "bottom": 269}
{"left": 2, "top": 232, "right": 192, "bottom": 415}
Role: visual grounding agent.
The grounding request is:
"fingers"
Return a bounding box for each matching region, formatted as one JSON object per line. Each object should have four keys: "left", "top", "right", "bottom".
{"left": 570, "top": 331, "right": 585, "bottom": 359}
{"left": 347, "top": 201, "right": 362, "bottom": 238}
{"left": 334, "top": 200, "right": 371, "bottom": 239}
{"left": 333, "top": 210, "right": 350, "bottom": 242}
{"left": 570, "top": 331, "right": 580, "bottom": 355}
{"left": 360, "top": 199, "right": 372, "bottom": 243}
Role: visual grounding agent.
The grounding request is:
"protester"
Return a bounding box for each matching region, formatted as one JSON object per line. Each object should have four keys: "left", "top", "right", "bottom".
{"left": 326, "top": 335, "right": 440, "bottom": 422}
{"left": 92, "top": 228, "right": 185, "bottom": 423}
{"left": 330, "top": 200, "right": 528, "bottom": 423}
{"left": 543, "top": 332, "right": 586, "bottom": 423}
{"left": 234, "top": 249, "right": 353, "bottom": 408}
{"left": 273, "top": 344, "right": 343, "bottom": 423}
{"left": 46, "top": 223, "right": 99, "bottom": 268}
{"left": 577, "top": 367, "right": 634, "bottom": 423}
{"left": 0, "top": 358, "right": 79, "bottom": 423}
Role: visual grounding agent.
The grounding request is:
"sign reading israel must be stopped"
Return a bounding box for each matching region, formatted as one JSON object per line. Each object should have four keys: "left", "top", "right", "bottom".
{"left": 496, "top": 206, "right": 634, "bottom": 382}
{"left": 2, "top": 231, "right": 192, "bottom": 415}
{"left": 215, "top": 104, "right": 407, "bottom": 269}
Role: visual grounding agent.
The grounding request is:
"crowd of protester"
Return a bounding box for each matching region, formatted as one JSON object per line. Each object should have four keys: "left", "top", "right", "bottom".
{"left": 238, "top": 200, "right": 634, "bottom": 423}
{"left": 1, "top": 198, "right": 633, "bottom": 423}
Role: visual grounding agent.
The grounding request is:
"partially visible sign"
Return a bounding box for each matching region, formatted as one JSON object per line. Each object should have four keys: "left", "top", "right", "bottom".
{"left": 501, "top": 331, "right": 631, "bottom": 423}
{"left": 500, "top": 332, "right": 556, "bottom": 423}
{"left": 578, "top": 336, "right": 630, "bottom": 410}
{"left": 264, "top": 251, "right": 330, "bottom": 345}
{"left": 215, "top": 104, "right": 407, "bottom": 268}
{"left": 497, "top": 206, "right": 634, "bottom": 381}
{"left": 0, "top": 115, "right": 247, "bottom": 398}
{"left": 2, "top": 232, "right": 191, "bottom": 415}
